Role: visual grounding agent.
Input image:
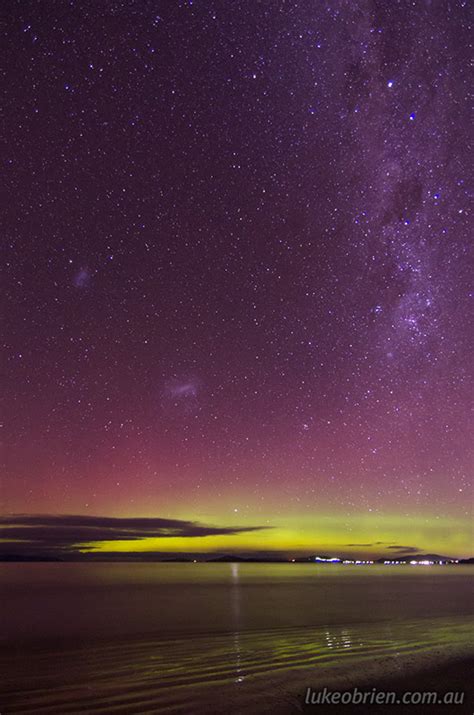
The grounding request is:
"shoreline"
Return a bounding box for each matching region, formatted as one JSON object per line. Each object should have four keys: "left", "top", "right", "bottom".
{"left": 295, "top": 654, "right": 474, "bottom": 714}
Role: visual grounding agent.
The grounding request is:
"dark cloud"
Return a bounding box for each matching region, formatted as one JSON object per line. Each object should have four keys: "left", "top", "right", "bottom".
{"left": 386, "top": 545, "right": 420, "bottom": 553}
{"left": 0, "top": 514, "right": 269, "bottom": 560}
{"left": 345, "top": 542, "right": 394, "bottom": 547}
{"left": 382, "top": 177, "right": 424, "bottom": 225}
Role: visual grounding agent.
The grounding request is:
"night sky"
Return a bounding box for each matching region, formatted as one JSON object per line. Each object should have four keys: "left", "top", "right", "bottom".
{"left": 3, "top": 1, "right": 472, "bottom": 559}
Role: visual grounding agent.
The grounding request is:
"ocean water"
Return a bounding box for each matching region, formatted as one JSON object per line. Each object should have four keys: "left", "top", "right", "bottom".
{"left": 1, "top": 563, "right": 473, "bottom": 713}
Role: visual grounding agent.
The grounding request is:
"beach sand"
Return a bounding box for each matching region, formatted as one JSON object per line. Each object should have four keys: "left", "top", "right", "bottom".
{"left": 295, "top": 655, "right": 474, "bottom": 714}
{"left": 1, "top": 652, "right": 472, "bottom": 713}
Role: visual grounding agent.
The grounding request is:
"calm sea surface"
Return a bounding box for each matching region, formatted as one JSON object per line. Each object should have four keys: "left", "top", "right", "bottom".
{"left": 1, "top": 563, "right": 473, "bottom": 713}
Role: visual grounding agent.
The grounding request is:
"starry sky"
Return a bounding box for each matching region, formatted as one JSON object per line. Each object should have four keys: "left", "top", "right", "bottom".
{"left": 3, "top": 1, "right": 472, "bottom": 559}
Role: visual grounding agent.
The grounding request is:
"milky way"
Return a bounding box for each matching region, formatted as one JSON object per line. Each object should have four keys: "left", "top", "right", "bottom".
{"left": 3, "top": 1, "right": 472, "bottom": 557}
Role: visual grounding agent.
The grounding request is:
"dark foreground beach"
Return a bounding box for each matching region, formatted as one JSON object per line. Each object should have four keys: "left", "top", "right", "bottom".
{"left": 2, "top": 637, "right": 473, "bottom": 714}
{"left": 296, "top": 656, "right": 474, "bottom": 714}
{"left": 2, "top": 654, "right": 473, "bottom": 714}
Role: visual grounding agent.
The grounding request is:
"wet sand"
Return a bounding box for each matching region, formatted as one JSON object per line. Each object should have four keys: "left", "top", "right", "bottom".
{"left": 297, "top": 655, "right": 474, "bottom": 714}
{"left": 1, "top": 642, "right": 473, "bottom": 713}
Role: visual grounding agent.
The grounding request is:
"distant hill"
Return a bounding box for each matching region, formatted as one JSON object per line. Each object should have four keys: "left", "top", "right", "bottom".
{"left": 376, "top": 553, "right": 457, "bottom": 563}
{"left": 1, "top": 550, "right": 472, "bottom": 564}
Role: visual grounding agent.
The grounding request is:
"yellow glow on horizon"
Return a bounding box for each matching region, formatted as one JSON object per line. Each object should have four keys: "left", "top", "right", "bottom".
{"left": 78, "top": 511, "right": 472, "bottom": 556}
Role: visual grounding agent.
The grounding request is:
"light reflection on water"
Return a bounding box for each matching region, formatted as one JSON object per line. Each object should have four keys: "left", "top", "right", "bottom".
{"left": 2, "top": 617, "right": 473, "bottom": 713}
{"left": 231, "top": 563, "right": 244, "bottom": 684}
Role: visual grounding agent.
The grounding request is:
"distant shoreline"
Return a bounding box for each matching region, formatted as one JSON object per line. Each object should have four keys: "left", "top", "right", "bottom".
{"left": 1, "top": 556, "right": 473, "bottom": 564}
